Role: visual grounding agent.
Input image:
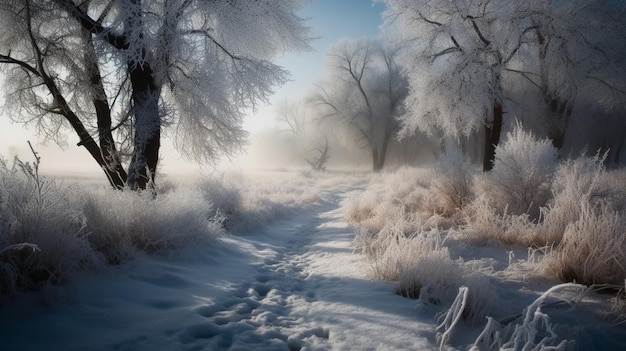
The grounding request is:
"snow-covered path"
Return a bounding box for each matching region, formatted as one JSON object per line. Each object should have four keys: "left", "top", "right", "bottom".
{"left": 0, "top": 185, "right": 438, "bottom": 350}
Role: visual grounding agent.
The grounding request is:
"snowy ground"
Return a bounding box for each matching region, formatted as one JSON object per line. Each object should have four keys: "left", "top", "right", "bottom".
{"left": 0, "top": 183, "right": 440, "bottom": 350}
{"left": 1, "top": 176, "right": 625, "bottom": 350}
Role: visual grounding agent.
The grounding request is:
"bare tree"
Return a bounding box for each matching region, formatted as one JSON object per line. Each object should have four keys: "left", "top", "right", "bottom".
{"left": 312, "top": 39, "right": 407, "bottom": 172}
{"left": 0, "top": 0, "right": 310, "bottom": 189}
{"left": 276, "top": 98, "right": 330, "bottom": 171}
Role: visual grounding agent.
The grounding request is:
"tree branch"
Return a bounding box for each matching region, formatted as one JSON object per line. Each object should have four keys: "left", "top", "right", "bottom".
{"left": 53, "top": 0, "right": 128, "bottom": 50}
{"left": 0, "top": 53, "right": 41, "bottom": 77}
{"left": 505, "top": 68, "right": 541, "bottom": 89}
{"left": 185, "top": 29, "right": 243, "bottom": 62}
{"left": 466, "top": 16, "right": 491, "bottom": 47}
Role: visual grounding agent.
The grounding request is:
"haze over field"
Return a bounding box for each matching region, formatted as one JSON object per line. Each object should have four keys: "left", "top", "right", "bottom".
{"left": 0, "top": 0, "right": 386, "bottom": 177}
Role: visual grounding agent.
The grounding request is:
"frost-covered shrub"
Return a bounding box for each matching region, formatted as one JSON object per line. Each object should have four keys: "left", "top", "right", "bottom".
{"left": 352, "top": 211, "right": 412, "bottom": 261}
{"left": 354, "top": 219, "right": 426, "bottom": 280}
{"left": 83, "top": 187, "right": 222, "bottom": 264}
{"left": 542, "top": 202, "right": 626, "bottom": 286}
{"left": 345, "top": 167, "right": 452, "bottom": 240}
{"left": 0, "top": 156, "right": 103, "bottom": 299}
{"left": 476, "top": 125, "right": 558, "bottom": 218}
{"left": 359, "top": 226, "right": 461, "bottom": 303}
{"left": 345, "top": 167, "right": 430, "bottom": 227}
{"left": 538, "top": 152, "right": 609, "bottom": 245}
{"left": 432, "top": 143, "right": 476, "bottom": 215}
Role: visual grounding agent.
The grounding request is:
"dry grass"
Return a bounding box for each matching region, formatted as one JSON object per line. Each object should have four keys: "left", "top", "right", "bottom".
{"left": 461, "top": 196, "right": 537, "bottom": 246}
{"left": 542, "top": 202, "right": 626, "bottom": 286}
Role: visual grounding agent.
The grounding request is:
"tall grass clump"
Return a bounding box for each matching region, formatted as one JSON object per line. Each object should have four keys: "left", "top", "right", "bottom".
{"left": 461, "top": 196, "right": 537, "bottom": 246}
{"left": 0, "top": 151, "right": 104, "bottom": 300}
{"left": 397, "top": 240, "right": 460, "bottom": 302}
{"left": 345, "top": 166, "right": 452, "bottom": 239}
{"left": 208, "top": 170, "right": 324, "bottom": 233}
{"left": 475, "top": 124, "right": 558, "bottom": 218}
{"left": 542, "top": 202, "right": 626, "bottom": 286}
{"left": 83, "top": 187, "right": 223, "bottom": 264}
{"left": 538, "top": 152, "right": 609, "bottom": 246}
{"left": 432, "top": 143, "right": 476, "bottom": 215}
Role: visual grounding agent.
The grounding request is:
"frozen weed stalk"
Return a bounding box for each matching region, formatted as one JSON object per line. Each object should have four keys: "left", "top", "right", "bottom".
{"left": 471, "top": 283, "right": 587, "bottom": 351}
{"left": 436, "top": 286, "right": 469, "bottom": 348}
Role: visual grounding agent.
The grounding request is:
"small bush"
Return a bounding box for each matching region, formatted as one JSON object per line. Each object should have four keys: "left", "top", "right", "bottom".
{"left": 539, "top": 152, "right": 608, "bottom": 246}
{"left": 345, "top": 166, "right": 454, "bottom": 241}
{"left": 0, "top": 154, "right": 104, "bottom": 299}
{"left": 476, "top": 124, "right": 558, "bottom": 218}
{"left": 214, "top": 170, "right": 325, "bottom": 233}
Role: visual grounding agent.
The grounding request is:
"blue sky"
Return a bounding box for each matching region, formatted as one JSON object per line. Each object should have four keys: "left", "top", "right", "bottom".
{"left": 0, "top": 1, "right": 385, "bottom": 176}
{"left": 277, "top": 0, "right": 385, "bottom": 97}
{"left": 245, "top": 0, "right": 385, "bottom": 132}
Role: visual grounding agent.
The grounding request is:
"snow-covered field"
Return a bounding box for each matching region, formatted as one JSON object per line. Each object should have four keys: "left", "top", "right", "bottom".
{"left": 0, "top": 176, "right": 436, "bottom": 350}
{"left": 1, "top": 168, "right": 625, "bottom": 350}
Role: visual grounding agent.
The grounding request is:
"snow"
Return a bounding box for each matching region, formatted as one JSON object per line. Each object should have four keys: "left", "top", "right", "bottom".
{"left": 0, "top": 183, "right": 437, "bottom": 350}
{"left": 1, "top": 172, "right": 625, "bottom": 350}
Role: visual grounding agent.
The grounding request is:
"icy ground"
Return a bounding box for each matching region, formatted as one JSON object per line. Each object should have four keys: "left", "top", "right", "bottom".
{"left": 1, "top": 182, "right": 626, "bottom": 350}
{"left": 0, "top": 185, "right": 439, "bottom": 350}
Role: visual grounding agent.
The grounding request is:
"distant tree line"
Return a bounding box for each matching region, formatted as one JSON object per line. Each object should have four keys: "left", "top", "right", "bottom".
{"left": 279, "top": 0, "right": 626, "bottom": 172}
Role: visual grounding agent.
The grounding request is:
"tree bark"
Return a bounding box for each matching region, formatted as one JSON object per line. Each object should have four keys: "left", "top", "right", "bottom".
{"left": 483, "top": 102, "right": 503, "bottom": 172}
{"left": 126, "top": 61, "right": 161, "bottom": 190}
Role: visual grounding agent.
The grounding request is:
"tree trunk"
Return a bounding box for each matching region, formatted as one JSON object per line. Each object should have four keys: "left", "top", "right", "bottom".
{"left": 38, "top": 63, "right": 129, "bottom": 189}
{"left": 376, "top": 132, "right": 392, "bottom": 172}
{"left": 482, "top": 102, "right": 503, "bottom": 172}
{"left": 535, "top": 26, "right": 571, "bottom": 151}
{"left": 372, "top": 147, "right": 381, "bottom": 172}
{"left": 82, "top": 29, "right": 127, "bottom": 189}
{"left": 126, "top": 61, "right": 161, "bottom": 191}
{"left": 546, "top": 98, "right": 572, "bottom": 150}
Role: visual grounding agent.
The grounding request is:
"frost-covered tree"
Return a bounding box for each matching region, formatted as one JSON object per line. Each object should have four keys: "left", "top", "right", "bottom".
{"left": 0, "top": 0, "right": 310, "bottom": 189}
{"left": 312, "top": 39, "right": 407, "bottom": 172}
{"left": 383, "top": 0, "right": 535, "bottom": 171}
{"left": 383, "top": 0, "right": 626, "bottom": 170}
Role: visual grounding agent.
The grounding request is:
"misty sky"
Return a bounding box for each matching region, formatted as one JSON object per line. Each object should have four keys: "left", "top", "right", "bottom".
{"left": 0, "top": 1, "right": 385, "bottom": 176}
